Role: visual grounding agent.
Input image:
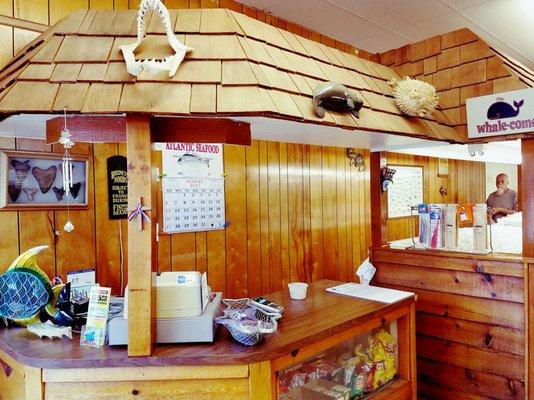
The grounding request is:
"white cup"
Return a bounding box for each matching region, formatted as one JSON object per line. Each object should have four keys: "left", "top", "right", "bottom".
{"left": 288, "top": 282, "right": 308, "bottom": 300}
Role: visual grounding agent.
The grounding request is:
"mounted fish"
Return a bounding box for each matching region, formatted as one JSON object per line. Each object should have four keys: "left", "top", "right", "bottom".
{"left": 389, "top": 77, "right": 439, "bottom": 117}
{"left": 0, "top": 246, "right": 64, "bottom": 326}
{"left": 312, "top": 82, "right": 364, "bottom": 118}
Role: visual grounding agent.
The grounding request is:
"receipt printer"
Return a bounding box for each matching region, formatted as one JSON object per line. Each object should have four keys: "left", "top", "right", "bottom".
{"left": 156, "top": 271, "right": 205, "bottom": 318}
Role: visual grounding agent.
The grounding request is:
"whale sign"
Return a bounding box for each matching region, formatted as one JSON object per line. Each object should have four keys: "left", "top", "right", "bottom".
{"left": 467, "top": 88, "right": 534, "bottom": 139}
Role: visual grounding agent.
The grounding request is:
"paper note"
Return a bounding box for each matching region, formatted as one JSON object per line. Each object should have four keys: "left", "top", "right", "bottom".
{"left": 326, "top": 283, "right": 413, "bottom": 304}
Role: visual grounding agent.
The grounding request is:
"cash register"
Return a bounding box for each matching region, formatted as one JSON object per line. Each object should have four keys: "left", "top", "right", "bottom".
{"left": 108, "top": 271, "right": 221, "bottom": 344}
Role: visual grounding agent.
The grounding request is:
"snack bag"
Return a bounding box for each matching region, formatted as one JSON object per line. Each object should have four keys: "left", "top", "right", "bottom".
{"left": 368, "top": 330, "right": 397, "bottom": 382}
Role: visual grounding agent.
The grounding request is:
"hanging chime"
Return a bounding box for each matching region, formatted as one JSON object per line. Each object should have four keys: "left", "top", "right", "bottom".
{"left": 59, "top": 108, "right": 75, "bottom": 233}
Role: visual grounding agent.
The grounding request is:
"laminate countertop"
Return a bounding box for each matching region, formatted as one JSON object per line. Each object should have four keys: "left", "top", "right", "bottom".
{"left": 0, "top": 279, "right": 414, "bottom": 369}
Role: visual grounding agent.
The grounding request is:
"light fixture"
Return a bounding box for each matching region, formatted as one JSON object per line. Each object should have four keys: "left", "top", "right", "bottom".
{"left": 467, "top": 143, "right": 484, "bottom": 157}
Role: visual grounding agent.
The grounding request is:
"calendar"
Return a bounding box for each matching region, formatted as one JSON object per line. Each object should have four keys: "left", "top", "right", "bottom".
{"left": 161, "top": 143, "right": 225, "bottom": 234}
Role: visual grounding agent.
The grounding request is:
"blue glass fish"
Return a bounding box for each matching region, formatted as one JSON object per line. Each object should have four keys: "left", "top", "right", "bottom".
{"left": 0, "top": 246, "right": 63, "bottom": 326}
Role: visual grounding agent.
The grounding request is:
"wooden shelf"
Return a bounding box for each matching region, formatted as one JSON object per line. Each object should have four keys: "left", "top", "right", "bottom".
{"left": 368, "top": 379, "right": 412, "bottom": 400}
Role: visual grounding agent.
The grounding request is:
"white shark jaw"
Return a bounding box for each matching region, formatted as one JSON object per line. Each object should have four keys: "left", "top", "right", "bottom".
{"left": 120, "top": 0, "right": 193, "bottom": 77}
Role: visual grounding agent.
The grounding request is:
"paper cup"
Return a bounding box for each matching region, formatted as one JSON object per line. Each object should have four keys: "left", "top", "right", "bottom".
{"left": 288, "top": 282, "right": 308, "bottom": 300}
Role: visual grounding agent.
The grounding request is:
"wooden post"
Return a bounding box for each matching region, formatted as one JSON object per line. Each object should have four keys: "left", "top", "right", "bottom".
{"left": 370, "top": 152, "right": 388, "bottom": 247}
{"left": 126, "top": 114, "right": 157, "bottom": 356}
{"left": 522, "top": 137, "right": 534, "bottom": 397}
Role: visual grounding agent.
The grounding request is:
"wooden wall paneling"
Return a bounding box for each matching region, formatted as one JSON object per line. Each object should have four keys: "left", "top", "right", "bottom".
{"left": 15, "top": 139, "right": 56, "bottom": 278}
{"left": 90, "top": 0, "right": 113, "bottom": 9}
{"left": 195, "top": 231, "right": 207, "bottom": 274}
{"left": 350, "top": 149, "right": 361, "bottom": 275}
{"left": 171, "top": 232, "right": 196, "bottom": 270}
{"left": 309, "top": 145, "right": 324, "bottom": 282}
{"left": 0, "top": 25, "right": 13, "bottom": 70}
{"left": 418, "top": 357, "right": 525, "bottom": 400}
{"left": 114, "top": 0, "right": 129, "bottom": 9}
{"left": 245, "top": 140, "right": 261, "bottom": 297}
{"left": 94, "top": 143, "right": 123, "bottom": 294}
{"left": 189, "top": 0, "right": 201, "bottom": 9}
{"left": 50, "top": 0, "right": 89, "bottom": 25}
{"left": 361, "top": 150, "right": 370, "bottom": 261}
{"left": 164, "top": 0, "right": 189, "bottom": 9}
{"left": 301, "top": 144, "right": 312, "bottom": 283}
{"left": 118, "top": 142, "right": 128, "bottom": 289}
{"left": 218, "top": 0, "right": 242, "bottom": 12}
{"left": 335, "top": 147, "right": 348, "bottom": 281}
{"left": 344, "top": 155, "right": 353, "bottom": 280}
{"left": 278, "top": 142, "right": 290, "bottom": 288}
{"left": 266, "top": 141, "right": 282, "bottom": 291}
{"left": 258, "top": 140, "right": 270, "bottom": 293}
{"left": 322, "top": 146, "right": 338, "bottom": 279}
{"left": 287, "top": 143, "right": 305, "bottom": 282}
{"left": 527, "top": 262, "right": 534, "bottom": 399}
{"left": 370, "top": 151, "right": 387, "bottom": 247}
{"left": 13, "top": 0, "right": 49, "bottom": 24}
{"left": 203, "top": 143, "right": 228, "bottom": 295}
{"left": 0, "top": 138, "right": 19, "bottom": 270}
{"left": 224, "top": 144, "right": 248, "bottom": 298}
{"left": 154, "top": 148, "right": 171, "bottom": 273}
{"left": 53, "top": 142, "right": 96, "bottom": 281}
{"left": 200, "top": 0, "right": 218, "bottom": 8}
{"left": 0, "top": 0, "right": 13, "bottom": 16}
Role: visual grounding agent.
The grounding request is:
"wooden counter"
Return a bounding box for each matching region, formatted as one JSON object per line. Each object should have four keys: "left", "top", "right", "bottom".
{"left": 0, "top": 280, "right": 417, "bottom": 400}
{"left": 370, "top": 247, "right": 526, "bottom": 400}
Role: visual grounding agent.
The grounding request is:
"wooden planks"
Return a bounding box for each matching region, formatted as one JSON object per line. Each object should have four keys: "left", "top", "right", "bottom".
{"left": 372, "top": 248, "right": 527, "bottom": 399}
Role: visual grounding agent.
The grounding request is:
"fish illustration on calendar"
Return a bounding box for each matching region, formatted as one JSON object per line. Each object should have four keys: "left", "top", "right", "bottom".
{"left": 162, "top": 143, "right": 223, "bottom": 178}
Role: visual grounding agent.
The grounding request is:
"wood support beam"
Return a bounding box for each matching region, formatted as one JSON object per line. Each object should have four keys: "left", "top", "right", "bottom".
{"left": 46, "top": 116, "right": 251, "bottom": 146}
{"left": 126, "top": 114, "right": 156, "bottom": 356}
{"left": 150, "top": 117, "right": 251, "bottom": 146}
{"left": 0, "top": 15, "right": 47, "bottom": 33}
{"left": 46, "top": 116, "right": 126, "bottom": 144}
{"left": 370, "top": 152, "right": 388, "bottom": 247}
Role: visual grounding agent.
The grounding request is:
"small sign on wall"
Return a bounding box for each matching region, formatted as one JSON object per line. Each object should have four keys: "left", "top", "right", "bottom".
{"left": 467, "top": 88, "right": 533, "bottom": 139}
{"left": 107, "top": 155, "right": 128, "bottom": 219}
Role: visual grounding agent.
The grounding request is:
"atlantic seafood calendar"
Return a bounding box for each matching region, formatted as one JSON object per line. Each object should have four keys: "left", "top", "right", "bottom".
{"left": 161, "top": 143, "right": 225, "bottom": 234}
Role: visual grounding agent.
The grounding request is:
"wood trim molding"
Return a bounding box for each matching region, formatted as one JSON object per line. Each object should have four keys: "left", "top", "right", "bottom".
{"left": 0, "top": 15, "right": 47, "bottom": 33}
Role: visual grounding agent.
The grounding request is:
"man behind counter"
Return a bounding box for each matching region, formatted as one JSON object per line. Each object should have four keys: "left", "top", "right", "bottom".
{"left": 486, "top": 173, "right": 518, "bottom": 223}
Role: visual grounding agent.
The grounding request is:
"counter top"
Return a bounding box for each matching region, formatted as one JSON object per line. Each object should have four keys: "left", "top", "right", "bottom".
{"left": 0, "top": 280, "right": 414, "bottom": 369}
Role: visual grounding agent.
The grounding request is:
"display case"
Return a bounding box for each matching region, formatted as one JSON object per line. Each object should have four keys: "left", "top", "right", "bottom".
{"left": 277, "top": 322, "right": 399, "bottom": 400}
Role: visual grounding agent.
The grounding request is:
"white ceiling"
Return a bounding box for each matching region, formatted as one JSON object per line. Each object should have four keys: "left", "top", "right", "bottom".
{"left": 239, "top": 0, "right": 534, "bottom": 71}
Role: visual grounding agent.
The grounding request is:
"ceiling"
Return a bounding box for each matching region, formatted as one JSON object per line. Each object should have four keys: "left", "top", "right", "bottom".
{"left": 239, "top": 0, "right": 534, "bottom": 71}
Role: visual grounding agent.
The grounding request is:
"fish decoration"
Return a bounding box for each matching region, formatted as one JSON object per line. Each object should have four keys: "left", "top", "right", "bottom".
{"left": 23, "top": 187, "right": 38, "bottom": 201}
{"left": 11, "top": 160, "right": 30, "bottom": 182}
{"left": 312, "top": 82, "right": 364, "bottom": 119}
{"left": 0, "top": 246, "right": 64, "bottom": 326}
{"left": 176, "top": 153, "right": 211, "bottom": 168}
{"left": 27, "top": 320, "right": 72, "bottom": 339}
{"left": 70, "top": 182, "right": 81, "bottom": 199}
{"left": 52, "top": 187, "right": 65, "bottom": 201}
{"left": 32, "top": 166, "right": 57, "bottom": 194}
{"left": 7, "top": 181, "right": 21, "bottom": 202}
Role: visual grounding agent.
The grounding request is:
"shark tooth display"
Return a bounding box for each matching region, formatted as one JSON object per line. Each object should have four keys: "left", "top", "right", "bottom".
{"left": 32, "top": 166, "right": 57, "bottom": 194}
{"left": 8, "top": 182, "right": 21, "bottom": 202}
{"left": 52, "top": 187, "right": 65, "bottom": 201}
{"left": 70, "top": 182, "right": 82, "bottom": 199}
{"left": 23, "top": 187, "right": 38, "bottom": 201}
{"left": 11, "top": 159, "right": 31, "bottom": 182}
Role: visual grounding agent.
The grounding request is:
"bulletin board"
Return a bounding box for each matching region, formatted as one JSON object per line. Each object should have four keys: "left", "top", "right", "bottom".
{"left": 387, "top": 165, "right": 424, "bottom": 218}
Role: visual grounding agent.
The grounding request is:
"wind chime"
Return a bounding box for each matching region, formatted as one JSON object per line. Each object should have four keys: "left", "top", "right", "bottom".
{"left": 59, "top": 108, "right": 75, "bottom": 233}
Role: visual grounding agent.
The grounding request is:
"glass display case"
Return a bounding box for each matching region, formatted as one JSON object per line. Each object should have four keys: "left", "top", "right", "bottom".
{"left": 277, "top": 322, "right": 399, "bottom": 400}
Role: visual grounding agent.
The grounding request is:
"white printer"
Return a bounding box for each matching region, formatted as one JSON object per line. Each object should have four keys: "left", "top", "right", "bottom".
{"left": 109, "top": 271, "right": 221, "bottom": 344}
{"left": 156, "top": 271, "right": 205, "bottom": 318}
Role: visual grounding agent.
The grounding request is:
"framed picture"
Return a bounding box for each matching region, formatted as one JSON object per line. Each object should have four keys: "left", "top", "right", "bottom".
{"left": 0, "top": 150, "right": 89, "bottom": 210}
{"left": 438, "top": 158, "right": 449, "bottom": 178}
{"left": 387, "top": 165, "right": 424, "bottom": 218}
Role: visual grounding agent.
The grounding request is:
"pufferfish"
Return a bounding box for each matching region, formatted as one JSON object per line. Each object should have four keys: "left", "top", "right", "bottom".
{"left": 0, "top": 246, "right": 64, "bottom": 326}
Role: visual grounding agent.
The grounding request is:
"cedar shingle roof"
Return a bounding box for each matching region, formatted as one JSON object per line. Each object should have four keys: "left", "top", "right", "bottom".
{"left": 0, "top": 8, "right": 465, "bottom": 143}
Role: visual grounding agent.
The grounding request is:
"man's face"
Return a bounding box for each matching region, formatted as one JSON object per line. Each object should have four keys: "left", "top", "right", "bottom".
{"left": 496, "top": 174, "right": 509, "bottom": 194}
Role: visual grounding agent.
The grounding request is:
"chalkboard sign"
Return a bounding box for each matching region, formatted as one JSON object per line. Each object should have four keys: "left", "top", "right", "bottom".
{"left": 107, "top": 155, "right": 128, "bottom": 219}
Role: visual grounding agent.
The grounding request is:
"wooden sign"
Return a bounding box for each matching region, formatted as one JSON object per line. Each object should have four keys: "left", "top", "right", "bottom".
{"left": 107, "top": 155, "right": 128, "bottom": 219}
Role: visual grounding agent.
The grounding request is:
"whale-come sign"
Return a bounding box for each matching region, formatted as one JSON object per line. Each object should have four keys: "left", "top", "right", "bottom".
{"left": 466, "top": 87, "right": 533, "bottom": 139}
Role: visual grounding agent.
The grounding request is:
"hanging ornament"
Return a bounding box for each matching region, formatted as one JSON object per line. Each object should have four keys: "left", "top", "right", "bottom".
{"left": 60, "top": 107, "right": 75, "bottom": 233}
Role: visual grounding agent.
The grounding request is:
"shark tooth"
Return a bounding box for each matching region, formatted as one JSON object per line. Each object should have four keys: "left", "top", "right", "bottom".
{"left": 52, "top": 186, "right": 65, "bottom": 201}
{"left": 11, "top": 159, "right": 31, "bottom": 182}
{"left": 8, "top": 182, "right": 21, "bottom": 202}
{"left": 32, "top": 166, "right": 57, "bottom": 194}
{"left": 23, "top": 187, "right": 38, "bottom": 201}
